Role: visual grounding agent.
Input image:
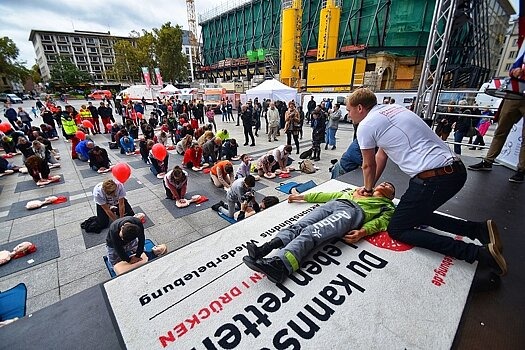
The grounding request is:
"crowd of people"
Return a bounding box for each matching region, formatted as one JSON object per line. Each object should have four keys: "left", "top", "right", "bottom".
{"left": 2, "top": 82, "right": 520, "bottom": 282}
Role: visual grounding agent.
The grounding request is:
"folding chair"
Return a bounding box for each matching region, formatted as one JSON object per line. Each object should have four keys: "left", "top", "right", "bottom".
{"left": 0, "top": 283, "right": 27, "bottom": 321}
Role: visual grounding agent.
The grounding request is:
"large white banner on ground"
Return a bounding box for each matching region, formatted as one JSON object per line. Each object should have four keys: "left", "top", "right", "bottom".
{"left": 496, "top": 118, "right": 523, "bottom": 170}
{"left": 104, "top": 180, "right": 477, "bottom": 350}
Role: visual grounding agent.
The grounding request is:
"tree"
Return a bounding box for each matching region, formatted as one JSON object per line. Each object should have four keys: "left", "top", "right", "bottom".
{"left": 112, "top": 39, "right": 141, "bottom": 83}
{"left": 30, "top": 63, "right": 42, "bottom": 84}
{"left": 0, "top": 36, "right": 30, "bottom": 81}
{"left": 112, "top": 22, "right": 188, "bottom": 85}
{"left": 153, "top": 23, "right": 188, "bottom": 83}
{"left": 50, "top": 57, "right": 91, "bottom": 86}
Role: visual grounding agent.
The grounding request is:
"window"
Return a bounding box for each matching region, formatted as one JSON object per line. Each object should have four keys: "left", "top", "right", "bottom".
{"left": 505, "top": 63, "right": 512, "bottom": 71}
{"left": 41, "top": 35, "right": 52, "bottom": 41}
{"left": 102, "top": 48, "right": 112, "bottom": 55}
{"left": 46, "top": 55, "right": 56, "bottom": 61}
{"left": 57, "top": 36, "right": 68, "bottom": 43}
{"left": 76, "top": 56, "right": 86, "bottom": 62}
{"left": 508, "top": 50, "right": 517, "bottom": 59}
{"left": 95, "top": 74, "right": 102, "bottom": 80}
{"left": 185, "top": 47, "right": 190, "bottom": 55}
{"left": 78, "top": 65, "right": 88, "bottom": 71}
{"left": 74, "top": 47, "right": 84, "bottom": 53}
{"left": 88, "top": 47, "right": 98, "bottom": 54}
{"left": 73, "top": 37, "right": 82, "bottom": 43}
{"left": 90, "top": 56, "right": 100, "bottom": 63}
{"left": 512, "top": 38, "right": 518, "bottom": 46}
{"left": 44, "top": 45, "right": 55, "bottom": 52}
{"left": 103, "top": 57, "right": 113, "bottom": 63}
{"left": 92, "top": 65, "right": 102, "bottom": 72}
{"left": 59, "top": 45, "right": 70, "bottom": 53}
{"left": 100, "top": 39, "right": 108, "bottom": 44}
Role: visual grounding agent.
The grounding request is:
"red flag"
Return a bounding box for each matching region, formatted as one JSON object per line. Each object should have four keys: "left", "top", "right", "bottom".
{"left": 154, "top": 67, "right": 163, "bottom": 86}
{"left": 142, "top": 67, "right": 151, "bottom": 89}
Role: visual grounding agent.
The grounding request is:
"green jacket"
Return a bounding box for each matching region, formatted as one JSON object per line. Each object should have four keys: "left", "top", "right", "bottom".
{"left": 303, "top": 190, "right": 395, "bottom": 235}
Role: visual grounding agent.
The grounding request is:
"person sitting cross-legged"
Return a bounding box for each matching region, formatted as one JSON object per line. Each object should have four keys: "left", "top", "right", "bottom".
{"left": 243, "top": 182, "right": 396, "bottom": 283}
{"left": 106, "top": 215, "right": 167, "bottom": 276}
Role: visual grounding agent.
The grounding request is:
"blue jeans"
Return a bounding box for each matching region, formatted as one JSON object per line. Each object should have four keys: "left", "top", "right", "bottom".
{"left": 454, "top": 130, "right": 465, "bottom": 154}
{"left": 325, "top": 128, "right": 337, "bottom": 146}
{"left": 387, "top": 162, "right": 482, "bottom": 263}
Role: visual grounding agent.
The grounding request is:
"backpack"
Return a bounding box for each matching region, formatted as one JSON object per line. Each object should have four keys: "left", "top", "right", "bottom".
{"left": 81, "top": 216, "right": 103, "bottom": 233}
{"left": 299, "top": 159, "right": 316, "bottom": 174}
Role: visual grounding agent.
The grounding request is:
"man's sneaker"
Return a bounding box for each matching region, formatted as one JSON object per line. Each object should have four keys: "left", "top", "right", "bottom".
{"left": 243, "top": 256, "right": 288, "bottom": 283}
{"left": 468, "top": 160, "right": 492, "bottom": 171}
{"left": 211, "top": 201, "right": 225, "bottom": 212}
{"left": 479, "top": 220, "right": 503, "bottom": 253}
{"left": 509, "top": 171, "right": 524, "bottom": 183}
{"left": 478, "top": 244, "right": 507, "bottom": 276}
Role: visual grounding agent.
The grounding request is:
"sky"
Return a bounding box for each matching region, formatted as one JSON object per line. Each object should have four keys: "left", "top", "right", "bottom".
{"left": 0, "top": 0, "right": 218, "bottom": 67}
{"left": 0, "top": 0, "right": 520, "bottom": 69}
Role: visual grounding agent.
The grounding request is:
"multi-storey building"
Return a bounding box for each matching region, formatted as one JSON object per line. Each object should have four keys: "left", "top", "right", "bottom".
{"left": 29, "top": 30, "right": 131, "bottom": 84}
{"left": 496, "top": 19, "right": 520, "bottom": 77}
{"left": 29, "top": 29, "right": 200, "bottom": 84}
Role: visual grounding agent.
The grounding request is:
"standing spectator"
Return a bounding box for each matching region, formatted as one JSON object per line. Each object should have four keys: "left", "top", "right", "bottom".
{"left": 98, "top": 102, "right": 113, "bottom": 133}
{"left": 241, "top": 105, "right": 255, "bottom": 146}
{"left": 284, "top": 101, "right": 300, "bottom": 154}
{"left": 4, "top": 103, "right": 18, "bottom": 130}
{"left": 310, "top": 110, "right": 326, "bottom": 161}
{"left": 253, "top": 102, "right": 262, "bottom": 137}
{"left": 41, "top": 108, "right": 57, "bottom": 131}
{"left": 206, "top": 106, "right": 217, "bottom": 132}
{"left": 87, "top": 102, "right": 101, "bottom": 134}
{"left": 227, "top": 99, "right": 234, "bottom": 122}
{"left": 306, "top": 96, "right": 316, "bottom": 124}
{"left": 453, "top": 100, "right": 473, "bottom": 155}
{"left": 325, "top": 103, "right": 342, "bottom": 150}
{"left": 435, "top": 101, "right": 457, "bottom": 141}
{"left": 79, "top": 104, "right": 95, "bottom": 134}
{"left": 267, "top": 101, "right": 280, "bottom": 142}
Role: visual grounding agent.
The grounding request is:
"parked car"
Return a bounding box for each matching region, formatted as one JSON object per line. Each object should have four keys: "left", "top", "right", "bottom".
{"left": 1, "top": 93, "right": 23, "bottom": 104}
{"left": 88, "top": 90, "right": 112, "bottom": 100}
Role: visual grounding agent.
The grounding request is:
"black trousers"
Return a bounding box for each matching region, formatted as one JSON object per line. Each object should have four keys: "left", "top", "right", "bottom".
{"left": 96, "top": 199, "right": 134, "bottom": 229}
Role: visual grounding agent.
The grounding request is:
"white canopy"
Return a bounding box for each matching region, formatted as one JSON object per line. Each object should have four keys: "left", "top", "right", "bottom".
{"left": 159, "top": 84, "right": 180, "bottom": 95}
{"left": 245, "top": 79, "right": 298, "bottom": 103}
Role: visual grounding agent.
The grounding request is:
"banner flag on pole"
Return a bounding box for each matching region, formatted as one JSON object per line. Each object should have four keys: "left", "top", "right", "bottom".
{"left": 154, "top": 67, "right": 163, "bottom": 86}
{"left": 142, "top": 67, "right": 151, "bottom": 89}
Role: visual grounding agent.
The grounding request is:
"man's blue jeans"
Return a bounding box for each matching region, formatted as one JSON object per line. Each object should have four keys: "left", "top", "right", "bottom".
{"left": 387, "top": 162, "right": 481, "bottom": 263}
{"left": 454, "top": 130, "right": 465, "bottom": 154}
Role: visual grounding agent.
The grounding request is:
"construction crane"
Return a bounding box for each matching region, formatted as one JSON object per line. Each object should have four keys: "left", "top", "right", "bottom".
{"left": 186, "top": 0, "right": 200, "bottom": 81}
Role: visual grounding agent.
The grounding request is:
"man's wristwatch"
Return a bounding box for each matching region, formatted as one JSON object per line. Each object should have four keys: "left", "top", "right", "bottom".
{"left": 363, "top": 188, "right": 373, "bottom": 194}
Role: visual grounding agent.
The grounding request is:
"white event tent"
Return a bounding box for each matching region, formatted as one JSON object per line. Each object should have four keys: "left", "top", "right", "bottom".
{"left": 159, "top": 84, "right": 181, "bottom": 95}
{"left": 245, "top": 79, "right": 298, "bottom": 103}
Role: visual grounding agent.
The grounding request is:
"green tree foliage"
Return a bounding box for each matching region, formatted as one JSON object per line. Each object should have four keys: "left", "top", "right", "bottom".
{"left": 50, "top": 56, "right": 91, "bottom": 86}
{"left": 0, "top": 36, "right": 30, "bottom": 80}
{"left": 31, "top": 63, "right": 42, "bottom": 84}
{"left": 153, "top": 23, "right": 188, "bottom": 83}
{"left": 112, "top": 22, "right": 188, "bottom": 84}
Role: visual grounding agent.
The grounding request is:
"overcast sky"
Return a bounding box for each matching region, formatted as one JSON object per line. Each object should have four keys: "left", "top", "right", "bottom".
{"left": 0, "top": 0, "right": 219, "bottom": 67}
{"left": 0, "top": 0, "right": 519, "bottom": 68}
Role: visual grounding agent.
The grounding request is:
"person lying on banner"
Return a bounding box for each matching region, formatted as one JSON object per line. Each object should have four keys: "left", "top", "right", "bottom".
{"left": 243, "top": 182, "right": 395, "bottom": 283}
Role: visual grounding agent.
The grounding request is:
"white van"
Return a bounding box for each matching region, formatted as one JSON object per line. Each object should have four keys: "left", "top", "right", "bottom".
{"left": 118, "top": 85, "right": 163, "bottom": 104}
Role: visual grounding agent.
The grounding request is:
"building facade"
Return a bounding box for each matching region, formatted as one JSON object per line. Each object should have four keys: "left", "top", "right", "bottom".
{"left": 198, "top": 0, "right": 514, "bottom": 90}
{"left": 29, "top": 29, "right": 200, "bottom": 85}
{"left": 496, "top": 19, "right": 520, "bottom": 77}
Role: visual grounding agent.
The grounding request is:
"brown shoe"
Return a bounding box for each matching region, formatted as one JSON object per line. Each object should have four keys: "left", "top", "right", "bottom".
{"left": 487, "top": 243, "right": 507, "bottom": 276}
{"left": 487, "top": 220, "right": 503, "bottom": 253}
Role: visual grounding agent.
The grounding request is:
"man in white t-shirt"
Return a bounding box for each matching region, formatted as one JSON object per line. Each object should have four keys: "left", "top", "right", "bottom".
{"left": 346, "top": 88, "right": 507, "bottom": 276}
{"left": 93, "top": 179, "right": 134, "bottom": 228}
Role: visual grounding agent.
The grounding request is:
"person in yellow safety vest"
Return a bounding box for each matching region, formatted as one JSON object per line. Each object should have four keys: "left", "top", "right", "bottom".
{"left": 80, "top": 104, "right": 95, "bottom": 134}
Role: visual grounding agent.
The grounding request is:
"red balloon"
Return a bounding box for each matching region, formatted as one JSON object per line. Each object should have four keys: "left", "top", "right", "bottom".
{"left": 106, "top": 123, "right": 112, "bottom": 130}
{"left": 112, "top": 163, "right": 132, "bottom": 183}
{"left": 82, "top": 120, "right": 94, "bottom": 128}
{"left": 0, "top": 122, "right": 11, "bottom": 132}
{"left": 137, "top": 112, "right": 143, "bottom": 119}
{"left": 75, "top": 130, "right": 86, "bottom": 140}
{"left": 151, "top": 143, "right": 167, "bottom": 160}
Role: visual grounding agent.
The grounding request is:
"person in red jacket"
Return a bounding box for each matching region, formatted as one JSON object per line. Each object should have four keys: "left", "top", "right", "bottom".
{"left": 183, "top": 141, "right": 203, "bottom": 169}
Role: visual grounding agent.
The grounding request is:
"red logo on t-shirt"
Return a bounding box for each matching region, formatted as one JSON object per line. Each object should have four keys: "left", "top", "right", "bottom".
{"left": 364, "top": 231, "right": 413, "bottom": 252}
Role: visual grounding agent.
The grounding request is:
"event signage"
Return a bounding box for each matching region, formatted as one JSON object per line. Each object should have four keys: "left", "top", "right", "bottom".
{"left": 142, "top": 67, "right": 152, "bottom": 89}
{"left": 104, "top": 180, "right": 476, "bottom": 349}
